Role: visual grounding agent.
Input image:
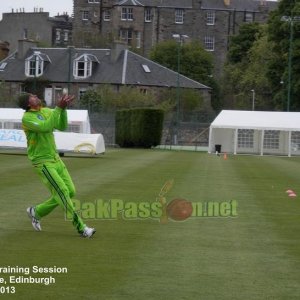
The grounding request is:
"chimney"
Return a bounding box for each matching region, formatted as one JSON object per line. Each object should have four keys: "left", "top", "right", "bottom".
{"left": 258, "top": 0, "right": 268, "bottom": 12}
{"left": 224, "top": 0, "right": 230, "bottom": 6}
{"left": 17, "top": 39, "right": 37, "bottom": 59}
{"left": 111, "top": 40, "right": 127, "bottom": 62}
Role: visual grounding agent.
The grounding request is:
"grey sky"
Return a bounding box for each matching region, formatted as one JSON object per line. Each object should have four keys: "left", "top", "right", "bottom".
{"left": 0, "top": 0, "right": 73, "bottom": 20}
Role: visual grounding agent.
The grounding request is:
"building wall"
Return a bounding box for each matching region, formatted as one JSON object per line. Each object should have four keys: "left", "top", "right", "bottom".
{"left": 0, "top": 12, "right": 52, "bottom": 51}
{"left": 0, "top": 11, "right": 72, "bottom": 52}
{"left": 72, "top": 0, "right": 276, "bottom": 77}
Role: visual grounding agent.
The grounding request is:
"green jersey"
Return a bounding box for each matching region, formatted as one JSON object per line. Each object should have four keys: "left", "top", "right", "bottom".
{"left": 22, "top": 107, "right": 67, "bottom": 165}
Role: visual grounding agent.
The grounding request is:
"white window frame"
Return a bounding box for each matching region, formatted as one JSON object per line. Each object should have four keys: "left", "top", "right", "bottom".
{"left": 136, "top": 31, "right": 141, "bottom": 48}
{"left": 88, "top": 0, "right": 100, "bottom": 3}
{"left": 104, "top": 10, "right": 111, "bottom": 21}
{"left": 25, "top": 53, "right": 44, "bottom": 77}
{"left": 73, "top": 54, "right": 94, "bottom": 79}
{"left": 204, "top": 36, "right": 215, "bottom": 51}
{"left": 55, "top": 29, "right": 61, "bottom": 41}
{"left": 145, "top": 8, "right": 152, "bottom": 22}
{"left": 245, "top": 12, "right": 254, "bottom": 23}
{"left": 82, "top": 11, "right": 89, "bottom": 20}
{"left": 206, "top": 11, "right": 215, "bottom": 25}
{"left": 0, "top": 62, "right": 7, "bottom": 71}
{"left": 175, "top": 9, "right": 184, "bottom": 24}
{"left": 64, "top": 30, "right": 69, "bottom": 42}
{"left": 238, "top": 129, "right": 254, "bottom": 149}
{"left": 119, "top": 29, "right": 133, "bottom": 45}
{"left": 263, "top": 130, "right": 280, "bottom": 150}
{"left": 121, "top": 7, "right": 133, "bottom": 21}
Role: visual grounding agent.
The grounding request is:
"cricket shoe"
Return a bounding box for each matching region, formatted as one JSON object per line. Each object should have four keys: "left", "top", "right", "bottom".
{"left": 27, "top": 207, "right": 42, "bottom": 231}
{"left": 81, "top": 226, "right": 96, "bottom": 238}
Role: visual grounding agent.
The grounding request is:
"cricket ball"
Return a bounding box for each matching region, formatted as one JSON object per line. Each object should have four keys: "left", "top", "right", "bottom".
{"left": 166, "top": 198, "right": 193, "bottom": 221}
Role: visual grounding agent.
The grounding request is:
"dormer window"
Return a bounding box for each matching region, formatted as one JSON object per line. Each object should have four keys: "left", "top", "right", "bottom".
{"left": 25, "top": 51, "right": 50, "bottom": 77}
{"left": 73, "top": 53, "right": 99, "bottom": 79}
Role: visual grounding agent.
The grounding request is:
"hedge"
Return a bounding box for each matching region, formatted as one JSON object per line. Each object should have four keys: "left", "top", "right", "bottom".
{"left": 115, "top": 108, "right": 164, "bottom": 148}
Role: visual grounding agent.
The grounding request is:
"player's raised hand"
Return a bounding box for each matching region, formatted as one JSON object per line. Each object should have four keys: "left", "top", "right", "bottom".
{"left": 57, "top": 94, "right": 75, "bottom": 109}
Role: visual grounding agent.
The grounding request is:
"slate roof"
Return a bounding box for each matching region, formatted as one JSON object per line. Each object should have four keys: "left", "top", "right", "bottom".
{"left": 0, "top": 46, "right": 209, "bottom": 90}
{"left": 115, "top": 0, "right": 193, "bottom": 9}
{"left": 201, "top": 0, "right": 278, "bottom": 12}
{"left": 114, "top": 0, "right": 277, "bottom": 10}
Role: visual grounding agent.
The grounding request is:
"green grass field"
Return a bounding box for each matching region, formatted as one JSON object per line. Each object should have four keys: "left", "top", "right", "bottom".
{"left": 1, "top": 149, "right": 300, "bottom": 299}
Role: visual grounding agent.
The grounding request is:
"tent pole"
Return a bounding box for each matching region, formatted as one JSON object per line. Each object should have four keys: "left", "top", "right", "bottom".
{"left": 208, "top": 127, "right": 213, "bottom": 153}
{"left": 260, "top": 130, "right": 264, "bottom": 156}
{"left": 234, "top": 128, "right": 238, "bottom": 155}
{"left": 288, "top": 131, "right": 291, "bottom": 157}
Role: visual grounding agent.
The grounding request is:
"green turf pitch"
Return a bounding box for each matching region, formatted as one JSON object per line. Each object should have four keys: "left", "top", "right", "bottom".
{"left": 1, "top": 149, "right": 300, "bottom": 299}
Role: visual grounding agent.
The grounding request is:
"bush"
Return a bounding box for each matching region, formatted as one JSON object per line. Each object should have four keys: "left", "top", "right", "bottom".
{"left": 116, "top": 108, "right": 164, "bottom": 148}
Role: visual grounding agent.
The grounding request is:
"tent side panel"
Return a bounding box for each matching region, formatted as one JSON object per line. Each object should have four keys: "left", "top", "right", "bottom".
{"left": 209, "top": 128, "right": 235, "bottom": 153}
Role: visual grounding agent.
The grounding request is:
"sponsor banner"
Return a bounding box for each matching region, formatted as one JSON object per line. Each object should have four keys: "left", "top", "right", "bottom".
{"left": 0, "top": 129, "right": 105, "bottom": 154}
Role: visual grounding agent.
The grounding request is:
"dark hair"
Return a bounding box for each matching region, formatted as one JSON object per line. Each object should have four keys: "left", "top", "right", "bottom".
{"left": 18, "top": 93, "right": 31, "bottom": 111}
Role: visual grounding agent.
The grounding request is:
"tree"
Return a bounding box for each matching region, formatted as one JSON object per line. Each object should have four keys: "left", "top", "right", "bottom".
{"left": 267, "top": 0, "right": 300, "bottom": 110}
{"left": 240, "top": 29, "right": 276, "bottom": 110}
{"left": 150, "top": 40, "right": 221, "bottom": 111}
{"left": 79, "top": 84, "right": 205, "bottom": 117}
{"left": 22, "top": 77, "right": 50, "bottom": 102}
{"left": 227, "top": 22, "right": 262, "bottom": 64}
{"left": 79, "top": 85, "right": 156, "bottom": 112}
{"left": 223, "top": 23, "right": 275, "bottom": 110}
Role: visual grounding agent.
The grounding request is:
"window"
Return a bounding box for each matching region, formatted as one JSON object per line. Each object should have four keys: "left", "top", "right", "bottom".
{"left": 142, "top": 64, "right": 151, "bottom": 73}
{"left": 119, "top": 29, "right": 133, "bottom": 45}
{"left": 204, "top": 36, "right": 215, "bottom": 51}
{"left": 56, "top": 29, "right": 61, "bottom": 41}
{"left": 79, "top": 88, "right": 87, "bottom": 99}
{"left": 238, "top": 129, "right": 254, "bottom": 148}
{"left": 25, "top": 52, "right": 50, "bottom": 77}
{"left": 0, "top": 62, "right": 7, "bottom": 71}
{"left": 104, "top": 10, "right": 111, "bottom": 21}
{"left": 4, "top": 122, "right": 22, "bottom": 129}
{"left": 175, "top": 9, "right": 184, "bottom": 24}
{"left": 82, "top": 11, "right": 89, "bottom": 20}
{"left": 64, "top": 30, "right": 69, "bottom": 42}
{"left": 88, "top": 0, "right": 100, "bottom": 3}
{"left": 291, "top": 132, "right": 300, "bottom": 152}
{"left": 206, "top": 11, "right": 215, "bottom": 25}
{"left": 67, "top": 124, "right": 81, "bottom": 133}
{"left": 263, "top": 130, "right": 280, "bottom": 149}
{"left": 121, "top": 8, "right": 133, "bottom": 21}
{"left": 245, "top": 12, "right": 253, "bottom": 23}
{"left": 145, "top": 8, "right": 151, "bottom": 22}
{"left": 23, "top": 28, "right": 28, "bottom": 39}
{"left": 73, "top": 54, "right": 99, "bottom": 79}
{"left": 136, "top": 31, "right": 141, "bottom": 48}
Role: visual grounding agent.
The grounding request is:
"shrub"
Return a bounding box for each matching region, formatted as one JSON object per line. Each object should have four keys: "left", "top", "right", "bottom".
{"left": 116, "top": 108, "right": 164, "bottom": 148}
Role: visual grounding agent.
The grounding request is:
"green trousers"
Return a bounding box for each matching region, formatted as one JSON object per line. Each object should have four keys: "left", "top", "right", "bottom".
{"left": 33, "top": 158, "right": 85, "bottom": 233}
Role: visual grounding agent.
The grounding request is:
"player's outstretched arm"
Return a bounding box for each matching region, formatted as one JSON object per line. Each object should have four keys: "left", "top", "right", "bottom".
{"left": 56, "top": 94, "right": 75, "bottom": 131}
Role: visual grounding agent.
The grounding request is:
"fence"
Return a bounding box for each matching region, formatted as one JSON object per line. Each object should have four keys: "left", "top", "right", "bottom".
{"left": 89, "top": 111, "right": 216, "bottom": 147}
{"left": 0, "top": 100, "right": 216, "bottom": 147}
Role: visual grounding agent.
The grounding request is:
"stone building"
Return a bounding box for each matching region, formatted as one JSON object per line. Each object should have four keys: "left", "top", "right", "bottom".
{"left": 0, "top": 41, "right": 9, "bottom": 61}
{"left": 0, "top": 9, "right": 72, "bottom": 52}
{"left": 72, "top": 0, "right": 278, "bottom": 76}
{"left": 0, "top": 40, "right": 210, "bottom": 107}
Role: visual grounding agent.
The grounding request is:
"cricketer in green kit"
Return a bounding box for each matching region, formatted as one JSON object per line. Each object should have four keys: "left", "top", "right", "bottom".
{"left": 18, "top": 93, "right": 96, "bottom": 238}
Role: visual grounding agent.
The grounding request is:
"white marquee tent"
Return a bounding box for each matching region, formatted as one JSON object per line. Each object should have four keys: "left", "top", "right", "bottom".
{"left": 0, "top": 108, "right": 91, "bottom": 134}
{"left": 209, "top": 110, "right": 300, "bottom": 156}
{"left": 0, "top": 108, "right": 106, "bottom": 154}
